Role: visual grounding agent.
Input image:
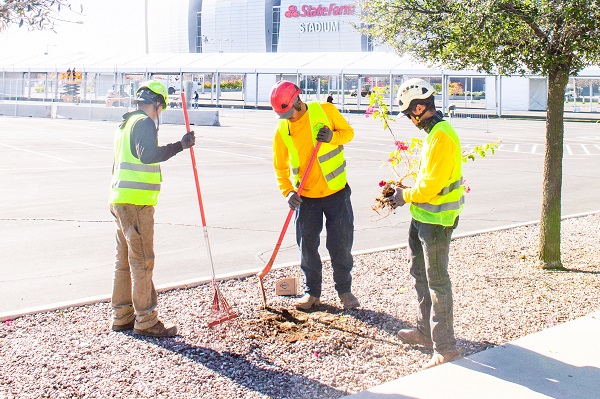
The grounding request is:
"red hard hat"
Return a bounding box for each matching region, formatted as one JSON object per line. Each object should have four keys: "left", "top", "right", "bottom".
{"left": 270, "top": 80, "right": 301, "bottom": 119}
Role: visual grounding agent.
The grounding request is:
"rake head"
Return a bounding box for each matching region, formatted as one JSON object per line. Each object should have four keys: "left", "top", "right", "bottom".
{"left": 207, "top": 284, "right": 238, "bottom": 328}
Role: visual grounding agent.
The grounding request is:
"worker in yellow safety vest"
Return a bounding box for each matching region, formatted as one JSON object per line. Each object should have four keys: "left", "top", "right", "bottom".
{"left": 109, "top": 80, "right": 195, "bottom": 337}
{"left": 385, "top": 78, "right": 465, "bottom": 369}
{"left": 270, "top": 80, "right": 360, "bottom": 311}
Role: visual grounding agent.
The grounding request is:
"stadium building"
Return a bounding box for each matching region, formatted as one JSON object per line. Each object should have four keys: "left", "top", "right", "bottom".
{"left": 146, "top": 0, "right": 377, "bottom": 54}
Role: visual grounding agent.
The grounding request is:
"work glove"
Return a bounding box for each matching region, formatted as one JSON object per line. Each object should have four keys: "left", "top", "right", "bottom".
{"left": 286, "top": 191, "right": 303, "bottom": 210}
{"left": 385, "top": 186, "right": 405, "bottom": 209}
{"left": 181, "top": 131, "right": 196, "bottom": 149}
{"left": 316, "top": 125, "right": 333, "bottom": 143}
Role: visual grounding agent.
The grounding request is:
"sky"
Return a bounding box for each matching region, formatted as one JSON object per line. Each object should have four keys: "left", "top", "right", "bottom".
{"left": 0, "top": 0, "right": 146, "bottom": 57}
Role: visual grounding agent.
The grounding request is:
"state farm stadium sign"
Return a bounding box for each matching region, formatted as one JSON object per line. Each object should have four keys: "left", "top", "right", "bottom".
{"left": 285, "top": 3, "right": 356, "bottom": 33}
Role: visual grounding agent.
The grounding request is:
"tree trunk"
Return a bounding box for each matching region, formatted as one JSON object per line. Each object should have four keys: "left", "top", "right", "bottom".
{"left": 539, "top": 67, "right": 568, "bottom": 269}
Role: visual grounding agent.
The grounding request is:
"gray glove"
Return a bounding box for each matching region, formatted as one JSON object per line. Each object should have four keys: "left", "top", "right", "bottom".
{"left": 385, "top": 186, "right": 406, "bottom": 209}
{"left": 316, "top": 126, "right": 333, "bottom": 143}
{"left": 286, "top": 191, "right": 303, "bottom": 210}
{"left": 181, "top": 131, "right": 196, "bottom": 149}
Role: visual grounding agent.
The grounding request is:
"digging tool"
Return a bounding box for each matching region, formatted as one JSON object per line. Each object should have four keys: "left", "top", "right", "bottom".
{"left": 180, "top": 93, "right": 237, "bottom": 328}
{"left": 257, "top": 130, "right": 325, "bottom": 308}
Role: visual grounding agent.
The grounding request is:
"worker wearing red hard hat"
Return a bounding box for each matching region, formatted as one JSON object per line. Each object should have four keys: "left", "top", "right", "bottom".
{"left": 270, "top": 80, "right": 359, "bottom": 311}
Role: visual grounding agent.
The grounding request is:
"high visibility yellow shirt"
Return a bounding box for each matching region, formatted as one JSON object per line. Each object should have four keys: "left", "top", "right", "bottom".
{"left": 273, "top": 102, "right": 354, "bottom": 198}
{"left": 403, "top": 124, "right": 459, "bottom": 204}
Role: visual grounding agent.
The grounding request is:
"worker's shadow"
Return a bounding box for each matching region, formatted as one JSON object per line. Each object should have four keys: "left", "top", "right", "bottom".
{"left": 350, "top": 308, "right": 490, "bottom": 355}
{"left": 457, "top": 343, "right": 599, "bottom": 398}
{"left": 134, "top": 335, "right": 346, "bottom": 399}
{"left": 347, "top": 307, "right": 408, "bottom": 336}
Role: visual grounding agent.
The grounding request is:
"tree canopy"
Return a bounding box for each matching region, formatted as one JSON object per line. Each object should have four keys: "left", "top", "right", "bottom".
{"left": 0, "top": 0, "right": 78, "bottom": 32}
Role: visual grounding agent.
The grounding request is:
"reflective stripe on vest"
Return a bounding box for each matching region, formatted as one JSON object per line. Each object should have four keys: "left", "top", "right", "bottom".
{"left": 278, "top": 102, "right": 347, "bottom": 190}
{"left": 109, "top": 113, "right": 162, "bottom": 206}
{"left": 410, "top": 120, "right": 464, "bottom": 227}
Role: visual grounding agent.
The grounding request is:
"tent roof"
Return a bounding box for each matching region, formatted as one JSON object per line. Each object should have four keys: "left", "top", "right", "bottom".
{"left": 0, "top": 51, "right": 487, "bottom": 76}
{"left": 6, "top": 51, "right": 598, "bottom": 78}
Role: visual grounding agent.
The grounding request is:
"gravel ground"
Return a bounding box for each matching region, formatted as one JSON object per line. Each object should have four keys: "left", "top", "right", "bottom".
{"left": 1, "top": 213, "right": 599, "bottom": 399}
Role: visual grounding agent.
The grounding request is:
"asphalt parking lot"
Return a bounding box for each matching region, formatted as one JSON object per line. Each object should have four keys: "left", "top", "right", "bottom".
{"left": 1, "top": 109, "right": 599, "bottom": 314}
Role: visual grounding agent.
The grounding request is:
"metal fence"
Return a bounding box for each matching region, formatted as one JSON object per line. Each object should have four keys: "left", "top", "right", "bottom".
{"left": 448, "top": 111, "right": 491, "bottom": 133}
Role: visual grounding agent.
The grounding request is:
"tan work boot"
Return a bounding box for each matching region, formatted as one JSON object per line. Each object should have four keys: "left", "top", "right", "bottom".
{"left": 422, "top": 348, "right": 463, "bottom": 370}
{"left": 338, "top": 292, "right": 360, "bottom": 309}
{"left": 134, "top": 320, "right": 177, "bottom": 338}
{"left": 111, "top": 320, "right": 135, "bottom": 332}
{"left": 295, "top": 294, "right": 321, "bottom": 310}
{"left": 397, "top": 328, "right": 433, "bottom": 349}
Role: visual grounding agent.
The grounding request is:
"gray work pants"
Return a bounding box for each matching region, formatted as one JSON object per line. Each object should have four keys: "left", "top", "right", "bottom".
{"left": 407, "top": 217, "right": 458, "bottom": 354}
{"left": 110, "top": 204, "right": 158, "bottom": 330}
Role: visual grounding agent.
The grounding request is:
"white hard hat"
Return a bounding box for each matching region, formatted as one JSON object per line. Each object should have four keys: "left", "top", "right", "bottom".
{"left": 396, "top": 78, "right": 436, "bottom": 112}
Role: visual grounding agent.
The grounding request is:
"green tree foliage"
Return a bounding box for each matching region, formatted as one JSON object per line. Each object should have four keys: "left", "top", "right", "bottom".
{"left": 0, "top": 0, "right": 78, "bottom": 31}
{"left": 358, "top": 0, "right": 600, "bottom": 269}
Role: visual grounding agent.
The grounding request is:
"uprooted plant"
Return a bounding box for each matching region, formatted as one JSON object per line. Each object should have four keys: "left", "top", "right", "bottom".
{"left": 366, "top": 86, "right": 500, "bottom": 218}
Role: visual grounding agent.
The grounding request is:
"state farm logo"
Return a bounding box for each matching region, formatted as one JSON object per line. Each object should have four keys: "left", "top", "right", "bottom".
{"left": 285, "top": 3, "right": 356, "bottom": 18}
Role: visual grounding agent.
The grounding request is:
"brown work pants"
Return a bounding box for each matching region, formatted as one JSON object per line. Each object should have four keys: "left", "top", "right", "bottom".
{"left": 110, "top": 204, "right": 158, "bottom": 330}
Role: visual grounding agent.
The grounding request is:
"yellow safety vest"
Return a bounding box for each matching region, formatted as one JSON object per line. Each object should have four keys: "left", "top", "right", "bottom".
{"left": 109, "top": 113, "right": 162, "bottom": 206}
{"left": 278, "top": 102, "right": 347, "bottom": 191}
{"left": 410, "top": 120, "right": 464, "bottom": 226}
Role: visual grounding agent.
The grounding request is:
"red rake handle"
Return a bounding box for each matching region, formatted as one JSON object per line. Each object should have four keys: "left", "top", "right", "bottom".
{"left": 181, "top": 93, "right": 207, "bottom": 228}
{"left": 257, "top": 140, "right": 322, "bottom": 279}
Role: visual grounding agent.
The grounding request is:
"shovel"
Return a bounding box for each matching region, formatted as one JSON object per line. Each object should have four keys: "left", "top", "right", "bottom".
{"left": 257, "top": 136, "right": 323, "bottom": 308}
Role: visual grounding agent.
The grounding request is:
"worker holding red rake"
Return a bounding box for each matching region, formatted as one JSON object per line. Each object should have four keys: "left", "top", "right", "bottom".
{"left": 270, "top": 80, "right": 360, "bottom": 311}
{"left": 109, "top": 80, "right": 195, "bottom": 337}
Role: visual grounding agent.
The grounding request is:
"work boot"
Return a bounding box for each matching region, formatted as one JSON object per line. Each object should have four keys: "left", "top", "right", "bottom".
{"left": 397, "top": 328, "right": 433, "bottom": 349}
{"left": 133, "top": 320, "right": 177, "bottom": 338}
{"left": 338, "top": 292, "right": 360, "bottom": 309}
{"left": 422, "top": 348, "right": 463, "bottom": 370}
{"left": 295, "top": 294, "right": 321, "bottom": 310}
{"left": 111, "top": 320, "right": 135, "bottom": 332}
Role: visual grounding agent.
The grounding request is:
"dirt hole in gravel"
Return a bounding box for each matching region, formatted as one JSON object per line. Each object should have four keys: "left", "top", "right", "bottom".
{"left": 243, "top": 305, "right": 360, "bottom": 344}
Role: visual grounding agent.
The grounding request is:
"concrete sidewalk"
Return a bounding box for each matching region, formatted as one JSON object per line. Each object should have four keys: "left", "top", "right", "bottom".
{"left": 343, "top": 311, "right": 600, "bottom": 399}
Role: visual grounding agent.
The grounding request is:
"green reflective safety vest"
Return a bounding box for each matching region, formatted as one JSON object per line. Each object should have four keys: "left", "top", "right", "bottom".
{"left": 277, "top": 102, "right": 347, "bottom": 191}
{"left": 109, "top": 113, "right": 162, "bottom": 206}
{"left": 410, "top": 120, "right": 464, "bottom": 227}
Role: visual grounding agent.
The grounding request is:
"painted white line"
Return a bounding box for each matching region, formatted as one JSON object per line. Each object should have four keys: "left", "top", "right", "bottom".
{"left": 202, "top": 137, "right": 271, "bottom": 149}
{"left": 202, "top": 148, "right": 266, "bottom": 160}
{"left": 61, "top": 139, "right": 112, "bottom": 149}
{"left": 514, "top": 144, "right": 519, "bottom": 152}
{"left": 581, "top": 144, "right": 591, "bottom": 155}
{"left": 351, "top": 140, "right": 388, "bottom": 146}
{"left": 0, "top": 142, "right": 74, "bottom": 163}
{"left": 566, "top": 144, "right": 573, "bottom": 156}
{"left": 596, "top": 145, "right": 600, "bottom": 150}
{"left": 2, "top": 210, "right": 598, "bottom": 322}
{"left": 531, "top": 144, "right": 538, "bottom": 154}
{"left": 349, "top": 148, "right": 392, "bottom": 154}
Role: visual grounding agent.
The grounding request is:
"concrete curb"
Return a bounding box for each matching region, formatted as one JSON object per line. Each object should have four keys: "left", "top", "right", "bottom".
{"left": 1, "top": 210, "right": 598, "bottom": 322}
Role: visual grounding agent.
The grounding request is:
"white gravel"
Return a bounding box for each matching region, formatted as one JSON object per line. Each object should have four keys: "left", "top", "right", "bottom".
{"left": 1, "top": 214, "right": 599, "bottom": 399}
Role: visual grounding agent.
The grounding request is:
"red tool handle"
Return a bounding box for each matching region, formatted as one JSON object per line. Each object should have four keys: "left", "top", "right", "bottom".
{"left": 181, "top": 93, "right": 207, "bottom": 227}
{"left": 257, "top": 139, "right": 322, "bottom": 279}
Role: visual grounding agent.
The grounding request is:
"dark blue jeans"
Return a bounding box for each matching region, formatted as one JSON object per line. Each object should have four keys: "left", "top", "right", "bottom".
{"left": 407, "top": 217, "right": 458, "bottom": 353}
{"left": 295, "top": 185, "right": 354, "bottom": 297}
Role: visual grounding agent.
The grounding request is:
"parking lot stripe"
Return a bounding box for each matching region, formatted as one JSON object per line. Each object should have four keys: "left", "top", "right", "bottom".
{"left": 0, "top": 142, "right": 74, "bottom": 163}
{"left": 61, "top": 139, "right": 111, "bottom": 149}
{"left": 202, "top": 148, "right": 266, "bottom": 160}
{"left": 581, "top": 144, "right": 591, "bottom": 155}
